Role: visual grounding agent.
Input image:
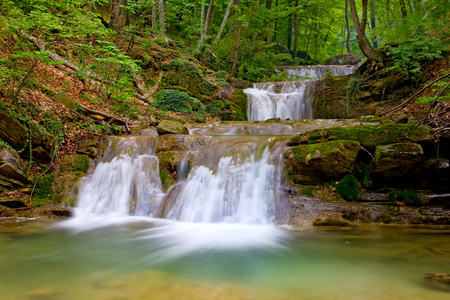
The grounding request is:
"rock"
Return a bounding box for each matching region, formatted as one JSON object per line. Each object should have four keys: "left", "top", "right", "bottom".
{"left": 229, "top": 78, "right": 252, "bottom": 89}
{"left": 418, "top": 158, "right": 450, "bottom": 191}
{"left": 287, "top": 140, "right": 361, "bottom": 184}
{"left": 51, "top": 92, "right": 78, "bottom": 110}
{"left": 0, "top": 197, "right": 28, "bottom": 208}
{"left": 0, "top": 112, "right": 54, "bottom": 160}
{"left": 371, "top": 143, "right": 423, "bottom": 182}
{"left": 0, "top": 146, "right": 28, "bottom": 183}
{"left": 306, "top": 124, "right": 433, "bottom": 147}
{"left": 49, "top": 207, "right": 72, "bottom": 217}
{"left": 325, "top": 54, "right": 362, "bottom": 65}
{"left": 425, "top": 273, "right": 450, "bottom": 292}
{"left": 156, "top": 120, "right": 189, "bottom": 135}
{"left": 313, "top": 218, "right": 354, "bottom": 227}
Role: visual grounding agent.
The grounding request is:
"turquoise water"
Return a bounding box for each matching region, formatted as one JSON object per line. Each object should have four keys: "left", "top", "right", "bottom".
{"left": 1, "top": 218, "right": 449, "bottom": 300}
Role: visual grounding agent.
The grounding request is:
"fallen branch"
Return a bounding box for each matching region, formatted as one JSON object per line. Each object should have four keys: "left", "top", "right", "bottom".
{"left": 79, "top": 104, "right": 126, "bottom": 125}
{"left": 25, "top": 33, "right": 152, "bottom": 104}
{"left": 380, "top": 73, "right": 450, "bottom": 117}
{"left": 416, "top": 81, "right": 450, "bottom": 127}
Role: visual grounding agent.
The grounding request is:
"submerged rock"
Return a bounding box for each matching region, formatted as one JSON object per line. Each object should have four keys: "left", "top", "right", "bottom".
{"left": 425, "top": 273, "right": 450, "bottom": 292}
{"left": 325, "top": 54, "right": 362, "bottom": 65}
{"left": 157, "top": 120, "right": 189, "bottom": 135}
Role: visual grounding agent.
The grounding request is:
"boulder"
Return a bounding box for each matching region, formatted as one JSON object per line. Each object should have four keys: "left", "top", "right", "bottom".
{"left": 229, "top": 78, "right": 252, "bottom": 89}
{"left": 0, "top": 146, "right": 29, "bottom": 193}
{"left": 0, "top": 197, "right": 27, "bottom": 208}
{"left": 305, "top": 124, "right": 433, "bottom": 147}
{"left": 156, "top": 120, "right": 189, "bottom": 135}
{"left": 51, "top": 92, "right": 78, "bottom": 110}
{"left": 325, "top": 54, "right": 362, "bottom": 65}
{"left": 371, "top": 143, "right": 423, "bottom": 182}
{"left": 425, "top": 273, "right": 450, "bottom": 292}
{"left": 286, "top": 140, "right": 361, "bottom": 184}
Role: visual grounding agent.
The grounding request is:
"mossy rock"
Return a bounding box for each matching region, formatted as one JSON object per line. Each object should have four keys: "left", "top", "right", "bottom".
{"left": 161, "top": 59, "right": 217, "bottom": 99}
{"left": 155, "top": 89, "right": 206, "bottom": 121}
{"left": 336, "top": 174, "right": 360, "bottom": 202}
{"left": 157, "top": 120, "right": 189, "bottom": 135}
{"left": 307, "top": 124, "right": 433, "bottom": 147}
{"left": 51, "top": 92, "right": 78, "bottom": 110}
{"left": 287, "top": 140, "right": 361, "bottom": 184}
{"left": 313, "top": 218, "right": 354, "bottom": 227}
{"left": 371, "top": 143, "right": 423, "bottom": 182}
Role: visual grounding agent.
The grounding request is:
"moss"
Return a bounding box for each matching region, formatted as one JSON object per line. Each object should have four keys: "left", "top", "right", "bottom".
{"left": 161, "top": 59, "right": 217, "bottom": 99}
{"left": 342, "top": 210, "right": 357, "bottom": 221}
{"left": 313, "top": 218, "right": 353, "bottom": 227}
{"left": 336, "top": 174, "right": 360, "bottom": 202}
{"left": 389, "top": 189, "right": 422, "bottom": 206}
{"left": 292, "top": 140, "right": 359, "bottom": 162}
{"left": 73, "top": 155, "right": 90, "bottom": 172}
{"left": 307, "top": 124, "right": 432, "bottom": 147}
{"left": 32, "top": 174, "right": 56, "bottom": 205}
{"left": 207, "top": 100, "right": 225, "bottom": 117}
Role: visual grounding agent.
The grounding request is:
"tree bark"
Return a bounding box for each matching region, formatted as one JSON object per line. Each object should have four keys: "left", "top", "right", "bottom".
{"left": 399, "top": 0, "right": 407, "bottom": 18}
{"left": 214, "top": 0, "right": 234, "bottom": 44}
{"left": 110, "top": 0, "right": 124, "bottom": 33}
{"left": 159, "top": 0, "right": 166, "bottom": 35}
{"left": 292, "top": 0, "right": 300, "bottom": 58}
{"left": 152, "top": 4, "right": 157, "bottom": 28}
{"left": 348, "top": 0, "right": 382, "bottom": 64}
{"left": 345, "top": 0, "right": 352, "bottom": 54}
{"left": 205, "top": 0, "right": 216, "bottom": 36}
{"left": 196, "top": 0, "right": 216, "bottom": 56}
{"left": 230, "top": 21, "right": 242, "bottom": 77}
{"left": 369, "top": 0, "right": 377, "bottom": 48}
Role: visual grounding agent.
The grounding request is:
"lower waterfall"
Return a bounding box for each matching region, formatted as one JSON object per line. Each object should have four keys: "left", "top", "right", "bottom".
{"left": 63, "top": 135, "right": 286, "bottom": 257}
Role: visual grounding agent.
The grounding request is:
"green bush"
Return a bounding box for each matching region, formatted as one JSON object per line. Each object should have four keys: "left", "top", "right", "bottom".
{"left": 389, "top": 189, "right": 422, "bottom": 206}
{"left": 336, "top": 174, "right": 360, "bottom": 202}
{"left": 155, "top": 89, "right": 206, "bottom": 120}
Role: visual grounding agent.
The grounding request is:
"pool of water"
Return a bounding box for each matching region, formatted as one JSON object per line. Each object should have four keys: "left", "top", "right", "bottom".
{"left": 1, "top": 218, "right": 449, "bottom": 299}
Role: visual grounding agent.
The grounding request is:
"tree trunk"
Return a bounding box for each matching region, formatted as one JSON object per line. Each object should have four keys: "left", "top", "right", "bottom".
{"left": 152, "top": 4, "right": 157, "bottom": 28}
{"left": 292, "top": 0, "right": 300, "bottom": 58}
{"left": 399, "top": 0, "right": 407, "bottom": 18}
{"left": 159, "top": 0, "right": 166, "bottom": 35}
{"left": 369, "top": 0, "right": 377, "bottom": 48}
{"left": 196, "top": 0, "right": 216, "bottom": 57}
{"left": 348, "top": 0, "right": 382, "bottom": 64}
{"left": 110, "top": 0, "right": 124, "bottom": 33}
{"left": 230, "top": 21, "right": 242, "bottom": 77}
{"left": 205, "top": 0, "right": 216, "bottom": 36}
{"left": 345, "top": 0, "right": 352, "bottom": 54}
{"left": 214, "top": 0, "right": 234, "bottom": 44}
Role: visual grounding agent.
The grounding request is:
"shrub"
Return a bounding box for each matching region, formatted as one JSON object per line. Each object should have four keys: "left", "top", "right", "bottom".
{"left": 336, "top": 174, "right": 360, "bottom": 202}
{"left": 154, "top": 89, "right": 206, "bottom": 120}
{"left": 389, "top": 189, "right": 422, "bottom": 206}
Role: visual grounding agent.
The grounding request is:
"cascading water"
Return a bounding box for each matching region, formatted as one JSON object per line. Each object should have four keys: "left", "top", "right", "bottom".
{"left": 245, "top": 81, "right": 315, "bottom": 121}
{"left": 244, "top": 65, "right": 357, "bottom": 121}
{"left": 278, "top": 65, "right": 357, "bottom": 79}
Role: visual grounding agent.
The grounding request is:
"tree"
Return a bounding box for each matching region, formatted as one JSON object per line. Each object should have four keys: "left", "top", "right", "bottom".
{"left": 110, "top": 0, "right": 125, "bottom": 33}
{"left": 348, "top": 0, "right": 382, "bottom": 64}
{"left": 344, "top": 0, "right": 352, "bottom": 53}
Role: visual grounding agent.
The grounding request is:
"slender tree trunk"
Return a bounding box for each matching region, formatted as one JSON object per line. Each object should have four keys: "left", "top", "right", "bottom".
{"left": 292, "top": 0, "right": 300, "bottom": 58}
{"left": 214, "top": 0, "right": 234, "bottom": 44}
{"left": 369, "top": 0, "right": 378, "bottom": 48}
{"left": 399, "top": 0, "right": 407, "bottom": 17}
{"left": 197, "top": 0, "right": 206, "bottom": 53}
{"left": 287, "top": 15, "right": 292, "bottom": 51}
{"left": 110, "top": 0, "right": 124, "bottom": 33}
{"left": 205, "top": 0, "right": 216, "bottom": 36}
{"left": 345, "top": 0, "right": 352, "bottom": 54}
{"left": 152, "top": 4, "right": 157, "bottom": 28}
{"left": 159, "top": 0, "right": 166, "bottom": 35}
{"left": 348, "top": 0, "right": 382, "bottom": 64}
{"left": 230, "top": 22, "right": 242, "bottom": 77}
{"left": 196, "top": 0, "right": 216, "bottom": 56}
{"left": 386, "top": 0, "right": 393, "bottom": 28}
{"left": 267, "top": 0, "right": 273, "bottom": 44}
{"left": 272, "top": 0, "right": 278, "bottom": 43}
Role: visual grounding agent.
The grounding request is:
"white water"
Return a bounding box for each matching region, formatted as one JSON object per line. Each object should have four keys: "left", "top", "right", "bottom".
{"left": 245, "top": 81, "right": 315, "bottom": 121}
{"left": 61, "top": 137, "right": 286, "bottom": 255}
{"left": 280, "top": 65, "right": 357, "bottom": 79}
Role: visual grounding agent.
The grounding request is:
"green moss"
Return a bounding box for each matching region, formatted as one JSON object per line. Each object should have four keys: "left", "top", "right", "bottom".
{"left": 354, "top": 163, "right": 373, "bottom": 188}
{"left": 161, "top": 59, "right": 217, "bottom": 99}
{"left": 32, "top": 174, "right": 56, "bottom": 205}
{"left": 207, "top": 100, "right": 225, "bottom": 117}
{"left": 292, "top": 140, "right": 358, "bottom": 162}
{"left": 336, "top": 174, "right": 360, "bottom": 202}
{"left": 389, "top": 189, "right": 422, "bottom": 206}
{"left": 73, "top": 155, "right": 90, "bottom": 172}
{"left": 342, "top": 210, "right": 357, "bottom": 221}
{"left": 307, "top": 124, "right": 432, "bottom": 147}
{"left": 300, "top": 185, "right": 315, "bottom": 197}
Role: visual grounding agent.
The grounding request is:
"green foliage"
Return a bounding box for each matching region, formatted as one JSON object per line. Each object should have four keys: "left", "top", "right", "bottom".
{"left": 389, "top": 189, "right": 422, "bottom": 207}
{"left": 155, "top": 89, "right": 206, "bottom": 120}
{"left": 342, "top": 210, "right": 357, "bottom": 221}
{"left": 355, "top": 163, "right": 373, "bottom": 189}
{"left": 416, "top": 81, "right": 450, "bottom": 104}
{"left": 336, "top": 174, "right": 360, "bottom": 202}
{"left": 207, "top": 100, "right": 225, "bottom": 117}
{"left": 383, "top": 37, "right": 444, "bottom": 80}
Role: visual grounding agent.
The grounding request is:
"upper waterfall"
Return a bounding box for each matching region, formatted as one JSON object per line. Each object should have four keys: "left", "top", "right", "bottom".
{"left": 278, "top": 65, "right": 357, "bottom": 79}
{"left": 244, "top": 81, "right": 315, "bottom": 121}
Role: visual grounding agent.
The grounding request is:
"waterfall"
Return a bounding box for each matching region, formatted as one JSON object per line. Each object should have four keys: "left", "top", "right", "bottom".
{"left": 244, "top": 81, "right": 315, "bottom": 121}
{"left": 278, "top": 65, "right": 357, "bottom": 79}
{"left": 167, "top": 147, "right": 275, "bottom": 224}
{"left": 73, "top": 136, "right": 278, "bottom": 226}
